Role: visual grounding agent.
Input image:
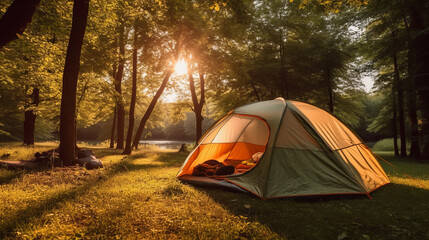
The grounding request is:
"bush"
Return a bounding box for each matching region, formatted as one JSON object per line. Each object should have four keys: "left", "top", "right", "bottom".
{"left": 372, "top": 138, "right": 409, "bottom": 152}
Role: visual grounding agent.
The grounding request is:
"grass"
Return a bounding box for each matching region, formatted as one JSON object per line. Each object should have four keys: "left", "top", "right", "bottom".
{"left": 372, "top": 138, "right": 410, "bottom": 152}
{"left": 0, "top": 143, "right": 428, "bottom": 239}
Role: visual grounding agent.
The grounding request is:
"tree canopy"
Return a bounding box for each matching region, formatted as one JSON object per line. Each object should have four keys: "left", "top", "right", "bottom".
{"left": 1, "top": 0, "right": 428, "bottom": 160}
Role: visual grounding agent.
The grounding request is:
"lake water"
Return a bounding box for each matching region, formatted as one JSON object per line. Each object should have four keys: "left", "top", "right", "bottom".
{"left": 139, "top": 140, "right": 194, "bottom": 149}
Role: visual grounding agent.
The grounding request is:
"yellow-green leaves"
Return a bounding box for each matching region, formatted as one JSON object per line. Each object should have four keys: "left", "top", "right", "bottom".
{"left": 210, "top": 1, "right": 227, "bottom": 11}
{"left": 292, "top": 0, "right": 369, "bottom": 12}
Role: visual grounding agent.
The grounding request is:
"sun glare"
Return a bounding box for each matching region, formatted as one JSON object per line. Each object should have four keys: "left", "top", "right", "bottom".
{"left": 174, "top": 59, "right": 188, "bottom": 75}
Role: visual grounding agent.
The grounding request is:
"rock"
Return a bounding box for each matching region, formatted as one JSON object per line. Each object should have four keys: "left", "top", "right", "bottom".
{"left": 1, "top": 149, "right": 102, "bottom": 170}
{"left": 76, "top": 155, "right": 103, "bottom": 170}
{"left": 178, "top": 144, "right": 187, "bottom": 153}
{"left": 77, "top": 150, "right": 96, "bottom": 158}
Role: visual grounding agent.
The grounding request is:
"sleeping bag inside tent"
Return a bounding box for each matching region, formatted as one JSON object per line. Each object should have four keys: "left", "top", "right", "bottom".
{"left": 176, "top": 98, "right": 390, "bottom": 199}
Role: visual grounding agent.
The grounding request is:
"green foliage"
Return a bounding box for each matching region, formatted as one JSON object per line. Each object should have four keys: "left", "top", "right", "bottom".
{"left": 372, "top": 138, "right": 410, "bottom": 152}
{"left": 2, "top": 0, "right": 423, "bottom": 146}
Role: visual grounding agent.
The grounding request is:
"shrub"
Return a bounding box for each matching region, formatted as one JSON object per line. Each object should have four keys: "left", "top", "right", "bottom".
{"left": 372, "top": 138, "right": 409, "bottom": 152}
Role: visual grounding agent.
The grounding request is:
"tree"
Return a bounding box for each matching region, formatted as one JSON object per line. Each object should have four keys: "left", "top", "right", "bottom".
{"left": 114, "top": 24, "right": 126, "bottom": 149}
{"left": 0, "top": 0, "right": 41, "bottom": 48}
{"left": 59, "top": 0, "right": 90, "bottom": 166}
{"left": 23, "top": 87, "right": 39, "bottom": 145}
{"left": 109, "top": 105, "right": 116, "bottom": 148}
{"left": 406, "top": 1, "right": 428, "bottom": 159}
{"left": 187, "top": 70, "right": 205, "bottom": 143}
{"left": 123, "top": 23, "right": 139, "bottom": 154}
{"left": 132, "top": 70, "right": 173, "bottom": 149}
{"left": 358, "top": 0, "right": 426, "bottom": 159}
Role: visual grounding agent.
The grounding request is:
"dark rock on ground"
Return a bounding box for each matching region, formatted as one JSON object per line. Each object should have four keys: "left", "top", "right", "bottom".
{"left": 0, "top": 148, "right": 103, "bottom": 170}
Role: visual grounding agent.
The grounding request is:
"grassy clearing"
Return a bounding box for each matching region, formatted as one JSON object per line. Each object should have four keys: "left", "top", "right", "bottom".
{"left": 372, "top": 138, "right": 410, "bottom": 152}
{"left": 0, "top": 144, "right": 428, "bottom": 239}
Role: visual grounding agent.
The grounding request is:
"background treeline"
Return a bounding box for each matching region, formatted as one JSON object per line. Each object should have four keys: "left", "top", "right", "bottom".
{"left": 0, "top": 0, "right": 428, "bottom": 159}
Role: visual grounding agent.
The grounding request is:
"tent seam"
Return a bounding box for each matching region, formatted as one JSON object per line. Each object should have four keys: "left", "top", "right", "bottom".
{"left": 262, "top": 102, "right": 288, "bottom": 198}
{"left": 288, "top": 101, "right": 367, "bottom": 193}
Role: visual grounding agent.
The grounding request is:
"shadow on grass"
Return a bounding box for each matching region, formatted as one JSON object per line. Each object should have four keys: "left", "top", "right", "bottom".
{"left": 200, "top": 183, "right": 429, "bottom": 240}
{"left": 91, "top": 148, "right": 126, "bottom": 158}
{"left": 376, "top": 152, "right": 429, "bottom": 180}
{"left": 0, "top": 156, "right": 136, "bottom": 238}
{"left": 0, "top": 167, "right": 54, "bottom": 186}
{"left": 153, "top": 152, "right": 188, "bottom": 167}
{"left": 0, "top": 169, "right": 26, "bottom": 185}
{"left": 0, "top": 150, "right": 188, "bottom": 238}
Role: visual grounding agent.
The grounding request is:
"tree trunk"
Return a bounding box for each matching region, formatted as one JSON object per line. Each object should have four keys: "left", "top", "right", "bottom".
{"left": 250, "top": 78, "right": 261, "bottom": 102}
{"left": 391, "top": 71, "right": 399, "bottom": 157}
{"left": 326, "top": 70, "right": 334, "bottom": 113}
{"left": 115, "top": 25, "right": 126, "bottom": 149}
{"left": 132, "top": 70, "right": 173, "bottom": 149}
{"left": 59, "top": 0, "right": 90, "bottom": 166}
{"left": 23, "top": 87, "right": 39, "bottom": 145}
{"left": 109, "top": 64, "right": 117, "bottom": 148}
{"left": 393, "top": 53, "right": 407, "bottom": 157}
{"left": 109, "top": 105, "right": 116, "bottom": 148}
{"left": 0, "top": 0, "right": 41, "bottom": 48}
{"left": 406, "top": 5, "right": 422, "bottom": 159}
{"left": 123, "top": 29, "right": 138, "bottom": 155}
{"left": 279, "top": 42, "right": 289, "bottom": 99}
{"left": 408, "top": 93, "right": 421, "bottom": 159}
{"left": 407, "top": 38, "right": 421, "bottom": 159}
{"left": 392, "top": 52, "right": 402, "bottom": 157}
{"left": 188, "top": 71, "right": 205, "bottom": 143}
{"left": 409, "top": 3, "right": 429, "bottom": 159}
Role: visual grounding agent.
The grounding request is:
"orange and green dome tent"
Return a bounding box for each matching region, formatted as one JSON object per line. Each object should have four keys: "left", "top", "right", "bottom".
{"left": 177, "top": 98, "right": 390, "bottom": 199}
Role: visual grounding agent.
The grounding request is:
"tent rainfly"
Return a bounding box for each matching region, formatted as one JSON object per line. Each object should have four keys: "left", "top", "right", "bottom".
{"left": 177, "top": 98, "right": 390, "bottom": 199}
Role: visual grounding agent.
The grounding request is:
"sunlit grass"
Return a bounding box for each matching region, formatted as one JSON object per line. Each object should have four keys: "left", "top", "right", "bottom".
{"left": 0, "top": 144, "right": 428, "bottom": 239}
{"left": 0, "top": 142, "right": 58, "bottom": 161}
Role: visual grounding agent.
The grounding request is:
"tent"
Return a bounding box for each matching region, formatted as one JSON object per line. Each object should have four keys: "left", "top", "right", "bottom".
{"left": 177, "top": 98, "right": 390, "bottom": 199}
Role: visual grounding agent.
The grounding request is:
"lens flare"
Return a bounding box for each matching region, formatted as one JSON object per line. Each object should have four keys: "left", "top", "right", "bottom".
{"left": 174, "top": 59, "right": 187, "bottom": 75}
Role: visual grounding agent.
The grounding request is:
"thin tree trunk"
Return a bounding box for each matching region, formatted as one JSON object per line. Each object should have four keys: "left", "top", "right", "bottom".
{"left": 407, "top": 39, "right": 421, "bottom": 159}
{"left": 392, "top": 51, "right": 407, "bottom": 157}
{"left": 23, "top": 87, "right": 39, "bottom": 145}
{"left": 392, "top": 52, "right": 400, "bottom": 156}
{"left": 392, "top": 75, "right": 399, "bottom": 157}
{"left": 132, "top": 70, "right": 173, "bottom": 149}
{"left": 109, "top": 106, "right": 116, "bottom": 148}
{"left": 326, "top": 70, "right": 334, "bottom": 113}
{"left": 408, "top": 93, "right": 421, "bottom": 159}
{"left": 0, "top": 0, "right": 41, "bottom": 48}
{"left": 59, "top": 0, "right": 90, "bottom": 166}
{"left": 123, "top": 29, "right": 138, "bottom": 155}
{"left": 109, "top": 64, "right": 117, "bottom": 148}
{"left": 115, "top": 25, "right": 126, "bottom": 149}
{"left": 250, "top": 78, "right": 261, "bottom": 102}
{"left": 279, "top": 42, "right": 289, "bottom": 99}
{"left": 188, "top": 70, "right": 205, "bottom": 143}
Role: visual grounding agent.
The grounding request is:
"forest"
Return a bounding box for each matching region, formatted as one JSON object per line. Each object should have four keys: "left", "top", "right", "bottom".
{"left": 1, "top": 0, "right": 429, "bottom": 162}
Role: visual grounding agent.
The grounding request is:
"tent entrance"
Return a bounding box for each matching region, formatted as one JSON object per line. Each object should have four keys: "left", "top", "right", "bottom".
{"left": 178, "top": 114, "right": 270, "bottom": 176}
